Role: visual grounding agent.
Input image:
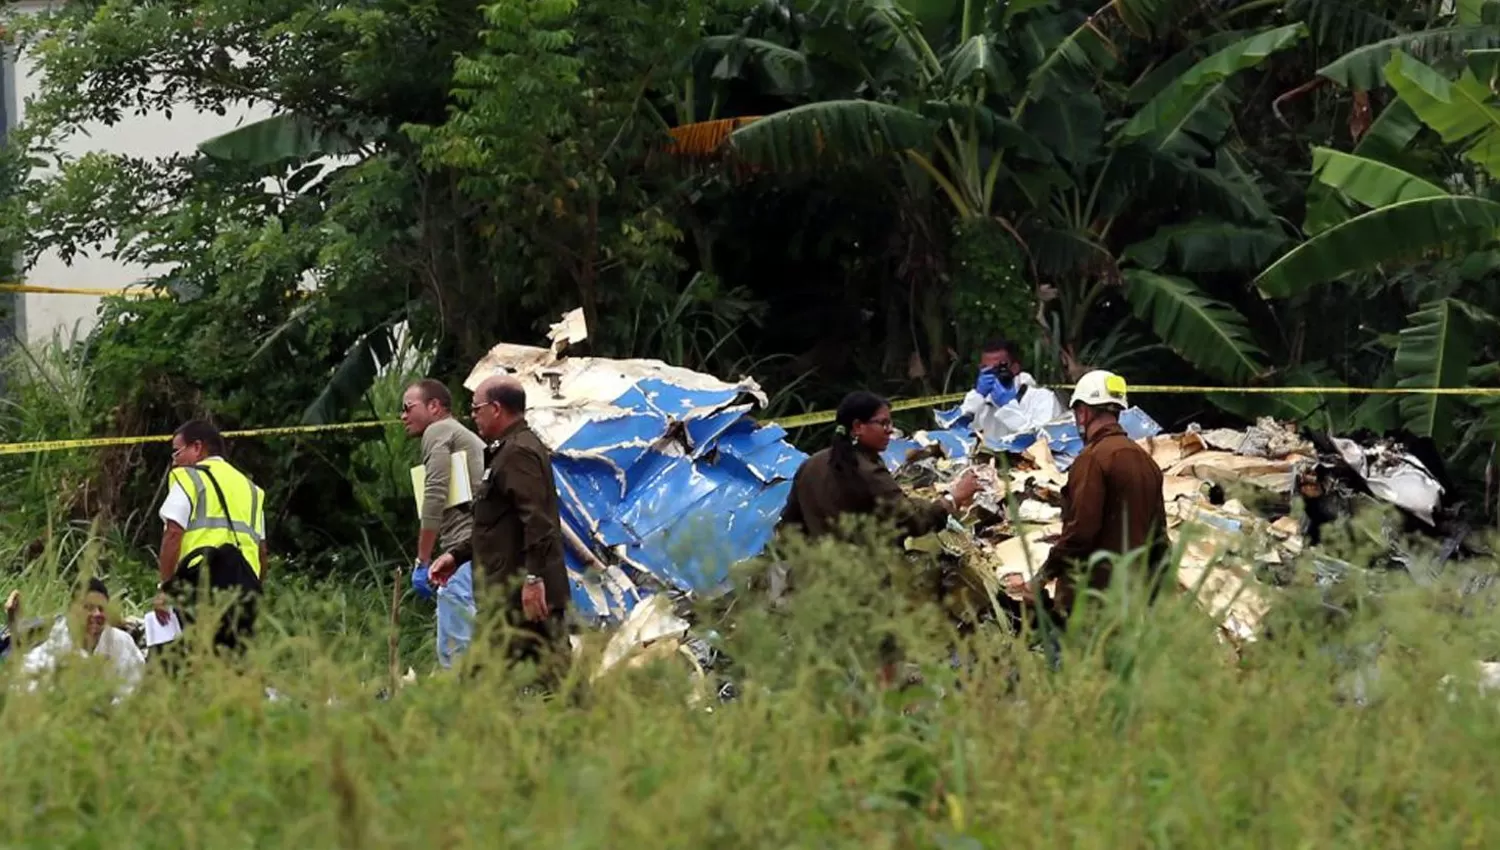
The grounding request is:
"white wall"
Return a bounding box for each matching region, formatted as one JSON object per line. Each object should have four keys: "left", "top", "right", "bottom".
{"left": 4, "top": 1, "right": 271, "bottom": 345}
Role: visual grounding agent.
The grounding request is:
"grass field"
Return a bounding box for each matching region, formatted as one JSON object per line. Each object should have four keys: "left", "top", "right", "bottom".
{"left": 4, "top": 344, "right": 1500, "bottom": 848}
{"left": 2, "top": 527, "right": 1500, "bottom": 849}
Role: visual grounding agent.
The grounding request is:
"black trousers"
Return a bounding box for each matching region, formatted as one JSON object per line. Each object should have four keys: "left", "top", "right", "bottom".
{"left": 466, "top": 607, "right": 570, "bottom": 692}
{"left": 166, "top": 545, "right": 263, "bottom": 657}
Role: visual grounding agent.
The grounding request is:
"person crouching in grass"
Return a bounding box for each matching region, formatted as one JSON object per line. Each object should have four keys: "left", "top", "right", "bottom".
{"left": 11, "top": 578, "right": 145, "bottom": 700}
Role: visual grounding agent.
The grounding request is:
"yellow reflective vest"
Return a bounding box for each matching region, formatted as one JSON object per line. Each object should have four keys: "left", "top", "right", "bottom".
{"left": 169, "top": 459, "right": 266, "bottom": 577}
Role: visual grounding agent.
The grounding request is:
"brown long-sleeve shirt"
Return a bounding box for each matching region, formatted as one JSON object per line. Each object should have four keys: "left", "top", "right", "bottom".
{"left": 449, "top": 420, "right": 569, "bottom": 613}
{"left": 1040, "top": 423, "right": 1168, "bottom": 602}
{"left": 778, "top": 445, "right": 953, "bottom": 543}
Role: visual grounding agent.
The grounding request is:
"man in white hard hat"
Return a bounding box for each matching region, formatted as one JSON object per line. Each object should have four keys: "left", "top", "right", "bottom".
{"left": 1030, "top": 370, "right": 1168, "bottom": 617}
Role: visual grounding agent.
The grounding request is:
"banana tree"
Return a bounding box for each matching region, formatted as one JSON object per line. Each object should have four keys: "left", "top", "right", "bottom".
{"left": 191, "top": 113, "right": 419, "bottom": 425}
{"left": 1255, "top": 48, "right": 1500, "bottom": 447}
{"left": 671, "top": 0, "right": 1309, "bottom": 388}
{"left": 676, "top": 0, "right": 1046, "bottom": 374}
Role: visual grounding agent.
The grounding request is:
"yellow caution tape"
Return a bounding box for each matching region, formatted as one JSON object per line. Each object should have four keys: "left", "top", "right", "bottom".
{"left": 5, "top": 383, "right": 1500, "bottom": 455}
{"left": 1121, "top": 384, "right": 1500, "bottom": 396}
{"left": 0, "top": 420, "right": 395, "bottom": 457}
{"left": 768, "top": 384, "right": 1500, "bottom": 430}
{"left": 0, "top": 283, "right": 312, "bottom": 299}
{"left": 0, "top": 284, "right": 157, "bottom": 298}
{"left": 771, "top": 393, "right": 966, "bottom": 429}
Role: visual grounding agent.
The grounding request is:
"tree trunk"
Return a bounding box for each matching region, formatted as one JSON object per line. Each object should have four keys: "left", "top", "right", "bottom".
{"left": 578, "top": 195, "right": 602, "bottom": 343}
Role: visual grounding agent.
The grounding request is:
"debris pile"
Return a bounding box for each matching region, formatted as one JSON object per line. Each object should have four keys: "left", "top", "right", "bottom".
{"left": 465, "top": 310, "right": 799, "bottom": 688}
{"left": 465, "top": 309, "right": 805, "bottom": 629}
{"left": 885, "top": 408, "right": 1476, "bottom": 645}
{"left": 462, "top": 310, "right": 1487, "bottom": 678}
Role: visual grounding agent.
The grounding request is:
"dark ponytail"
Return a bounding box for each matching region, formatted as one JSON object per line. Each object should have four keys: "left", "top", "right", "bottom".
{"left": 830, "top": 391, "right": 888, "bottom": 473}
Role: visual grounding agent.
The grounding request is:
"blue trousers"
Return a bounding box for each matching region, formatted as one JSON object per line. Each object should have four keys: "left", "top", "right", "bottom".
{"left": 436, "top": 561, "right": 476, "bottom": 669}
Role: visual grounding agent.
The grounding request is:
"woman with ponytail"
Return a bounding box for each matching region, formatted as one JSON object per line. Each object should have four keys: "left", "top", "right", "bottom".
{"left": 779, "top": 391, "right": 978, "bottom": 542}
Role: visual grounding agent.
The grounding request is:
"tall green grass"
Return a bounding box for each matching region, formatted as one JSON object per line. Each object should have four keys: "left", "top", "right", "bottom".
{"left": 0, "top": 335, "right": 443, "bottom": 671}
{"left": 5, "top": 339, "right": 1500, "bottom": 847}
{"left": 2, "top": 527, "right": 1500, "bottom": 847}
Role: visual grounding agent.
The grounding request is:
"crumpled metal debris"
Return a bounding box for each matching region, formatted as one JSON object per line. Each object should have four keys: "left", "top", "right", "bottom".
{"left": 889, "top": 405, "right": 1489, "bottom": 648}
{"left": 1361, "top": 444, "right": 1445, "bottom": 526}
{"left": 1189, "top": 417, "right": 1311, "bottom": 459}
{"left": 466, "top": 308, "right": 806, "bottom": 626}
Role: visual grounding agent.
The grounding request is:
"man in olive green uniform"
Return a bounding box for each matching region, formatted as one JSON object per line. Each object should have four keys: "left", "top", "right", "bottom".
{"left": 429, "top": 375, "right": 570, "bottom": 684}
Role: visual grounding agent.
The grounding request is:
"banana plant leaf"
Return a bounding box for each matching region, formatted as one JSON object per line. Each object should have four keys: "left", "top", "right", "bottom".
{"left": 1257, "top": 196, "right": 1500, "bottom": 298}
{"left": 727, "top": 100, "right": 935, "bottom": 171}
{"left": 1385, "top": 50, "right": 1500, "bottom": 180}
{"left": 1122, "top": 269, "right": 1266, "bottom": 383}
{"left": 1317, "top": 25, "right": 1500, "bottom": 91}
{"left": 1395, "top": 298, "right": 1478, "bottom": 446}
{"left": 1117, "top": 24, "right": 1307, "bottom": 155}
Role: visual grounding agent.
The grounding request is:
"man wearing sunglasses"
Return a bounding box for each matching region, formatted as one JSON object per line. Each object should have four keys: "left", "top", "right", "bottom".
{"left": 429, "top": 375, "right": 569, "bottom": 690}
{"left": 400, "top": 379, "right": 488, "bottom": 670}
{"left": 157, "top": 419, "right": 266, "bottom": 655}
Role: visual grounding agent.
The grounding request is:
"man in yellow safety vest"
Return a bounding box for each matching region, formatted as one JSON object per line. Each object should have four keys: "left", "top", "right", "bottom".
{"left": 157, "top": 420, "right": 268, "bottom": 655}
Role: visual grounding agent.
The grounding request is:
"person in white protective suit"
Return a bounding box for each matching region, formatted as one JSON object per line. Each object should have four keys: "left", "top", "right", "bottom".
{"left": 957, "top": 339, "right": 1067, "bottom": 441}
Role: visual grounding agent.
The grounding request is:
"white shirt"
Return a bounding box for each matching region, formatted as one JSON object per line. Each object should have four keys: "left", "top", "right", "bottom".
{"left": 143, "top": 609, "right": 183, "bottom": 647}
{"left": 159, "top": 455, "right": 228, "bottom": 529}
{"left": 21, "top": 618, "right": 145, "bottom": 700}
{"left": 958, "top": 371, "right": 1068, "bottom": 441}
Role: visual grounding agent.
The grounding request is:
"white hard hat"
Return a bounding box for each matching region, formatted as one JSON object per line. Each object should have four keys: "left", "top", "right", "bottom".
{"left": 1069, "top": 370, "right": 1128, "bottom": 409}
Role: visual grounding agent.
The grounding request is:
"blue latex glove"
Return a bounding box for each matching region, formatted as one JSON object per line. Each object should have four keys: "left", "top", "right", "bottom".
{"left": 988, "top": 379, "right": 1019, "bottom": 407}
{"left": 411, "top": 563, "right": 434, "bottom": 600}
{"left": 975, "top": 369, "right": 999, "bottom": 397}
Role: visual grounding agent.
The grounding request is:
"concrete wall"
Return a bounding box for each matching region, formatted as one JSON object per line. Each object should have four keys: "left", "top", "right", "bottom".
{"left": 3, "top": 1, "right": 271, "bottom": 346}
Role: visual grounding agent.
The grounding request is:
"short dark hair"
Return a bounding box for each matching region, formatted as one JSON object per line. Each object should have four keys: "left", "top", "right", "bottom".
{"left": 174, "top": 419, "right": 226, "bottom": 456}
{"left": 981, "top": 339, "right": 1019, "bottom": 360}
{"left": 486, "top": 381, "right": 527, "bottom": 415}
{"left": 411, "top": 379, "right": 453, "bottom": 411}
{"left": 86, "top": 577, "right": 109, "bottom": 599}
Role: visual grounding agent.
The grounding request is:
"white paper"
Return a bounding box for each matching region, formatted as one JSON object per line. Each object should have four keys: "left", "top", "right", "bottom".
{"left": 143, "top": 610, "right": 182, "bottom": 647}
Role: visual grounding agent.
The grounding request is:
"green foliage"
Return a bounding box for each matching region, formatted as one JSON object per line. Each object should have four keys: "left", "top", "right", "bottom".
{"left": 407, "top": 0, "right": 700, "bottom": 344}
{"left": 0, "top": 340, "right": 100, "bottom": 542}
{"left": 2, "top": 521, "right": 1500, "bottom": 845}
{"left": 1308, "top": 147, "right": 1448, "bottom": 209}
{"left": 20, "top": 0, "right": 1500, "bottom": 555}
{"left": 1304, "top": 101, "right": 1427, "bottom": 235}
{"left": 1116, "top": 24, "right": 1308, "bottom": 154}
{"left": 347, "top": 339, "right": 432, "bottom": 542}
{"left": 198, "top": 114, "right": 373, "bottom": 169}
{"left": 1121, "top": 270, "right": 1266, "bottom": 384}
{"left": 1394, "top": 299, "right": 1478, "bottom": 446}
{"left": 947, "top": 218, "right": 1034, "bottom": 357}
{"left": 1317, "top": 24, "right": 1500, "bottom": 91}
{"left": 1257, "top": 196, "right": 1500, "bottom": 298}
{"left": 728, "top": 100, "right": 936, "bottom": 170}
{"left": 1122, "top": 222, "right": 1289, "bottom": 274}
{"left": 1385, "top": 51, "right": 1500, "bottom": 180}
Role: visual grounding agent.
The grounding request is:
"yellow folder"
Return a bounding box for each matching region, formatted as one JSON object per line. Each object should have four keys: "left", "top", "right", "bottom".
{"left": 410, "top": 450, "right": 475, "bottom": 515}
